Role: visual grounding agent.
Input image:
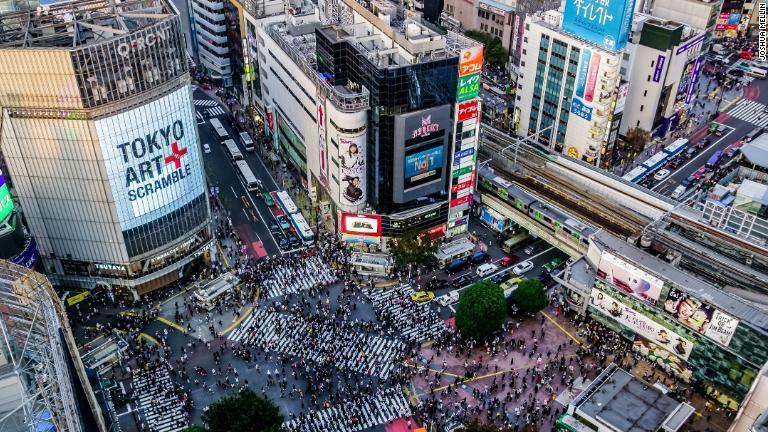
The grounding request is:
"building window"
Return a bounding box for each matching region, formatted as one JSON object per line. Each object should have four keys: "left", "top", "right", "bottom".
{"left": 524, "top": 37, "right": 528, "bottom": 43}
{"left": 521, "top": 61, "right": 526, "bottom": 67}
{"left": 643, "top": 90, "right": 647, "bottom": 96}
{"left": 640, "top": 105, "right": 644, "bottom": 111}
{"left": 647, "top": 75, "right": 651, "bottom": 81}
{"left": 522, "top": 49, "right": 527, "bottom": 55}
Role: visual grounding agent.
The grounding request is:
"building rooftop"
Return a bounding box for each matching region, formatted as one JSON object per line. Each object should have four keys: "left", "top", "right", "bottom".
{"left": 0, "top": 0, "right": 178, "bottom": 48}
{"left": 592, "top": 230, "right": 768, "bottom": 331}
{"left": 572, "top": 364, "right": 694, "bottom": 432}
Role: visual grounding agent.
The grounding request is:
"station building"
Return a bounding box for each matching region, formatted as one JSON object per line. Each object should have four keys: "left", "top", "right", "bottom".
{"left": 557, "top": 230, "right": 768, "bottom": 407}
{"left": 0, "top": 0, "right": 212, "bottom": 297}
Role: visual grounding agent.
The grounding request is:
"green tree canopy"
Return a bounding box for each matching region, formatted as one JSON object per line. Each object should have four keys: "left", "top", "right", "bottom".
{"left": 464, "top": 30, "right": 507, "bottom": 66}
{"left": 389, "top": 230, "right": 438, "bottom": 269}
{"left": 624, "top": 127, "right": 650, "bottom": 158}
{"left": 202, "top": 388, "right": 284, "bottom": 432}
{"left": 455, "top": 280, "right": 507, "bottom": 340}
{"left": 510, "top": 278, "right": 547, "bottom": 315}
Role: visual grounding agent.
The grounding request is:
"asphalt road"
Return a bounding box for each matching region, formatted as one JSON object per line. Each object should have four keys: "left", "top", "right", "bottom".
{"left": 193, "top": 89, "right": 282, "bottom": 256}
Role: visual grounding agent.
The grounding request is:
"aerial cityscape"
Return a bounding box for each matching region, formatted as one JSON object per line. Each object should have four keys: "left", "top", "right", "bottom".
{"left": 0, "top": 0, "right": 765, "bottom": 430}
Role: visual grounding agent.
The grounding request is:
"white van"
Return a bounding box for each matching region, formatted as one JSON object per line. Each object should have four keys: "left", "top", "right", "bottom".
{"left": 671, "top": 185, "right": 687, "bottom": 200}
{"left": 476, "top": 263, "right": 499, "bottom": 277}
{"left": 437, "top": 290, "right": 460, "bottom": 306}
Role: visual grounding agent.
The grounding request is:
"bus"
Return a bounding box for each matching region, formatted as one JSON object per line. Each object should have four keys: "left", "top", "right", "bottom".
{"left": 239, "top": 131, "right": 255, "bottom": 152}
{"left": 223, "top": 139, "right": 243, "bottom": 161}
{"left": 289, "top": 211, "right": 315, "bottom": 245}
{"left": 210, "top": 118, "right": 229, "bottom": 138}
{"left": 706, "top": 150, "right": 724, "bottom": 169}
{"left": 275, "top": 191, "right": 298, "bottom": 214}
{"left": 622, "top": 166, "right": 648, "bottom": 183}
{"left": 235, "top": 160, "right": 261, "bottom": 191}
{"left": 748, "top": 67, "right": 767, "bottom": 79}
{"left": 663, "top": 138, "right": 689, "bottom": 158}
{"left": 193, "top": 272, "right": 240, "bottom": 311}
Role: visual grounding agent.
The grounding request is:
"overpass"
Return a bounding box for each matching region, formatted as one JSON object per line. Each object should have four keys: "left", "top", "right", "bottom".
{"left": 476, "top": 125, "right": 768, "bottom": 293}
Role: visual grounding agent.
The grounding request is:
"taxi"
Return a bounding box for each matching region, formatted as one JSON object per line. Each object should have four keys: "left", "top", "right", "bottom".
{"left": 410, "top": 291, "right": 435, "bottom": 303}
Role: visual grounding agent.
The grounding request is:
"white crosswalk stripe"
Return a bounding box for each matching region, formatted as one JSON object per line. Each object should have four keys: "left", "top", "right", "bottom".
{"left": 260, "top": 255, "right": 337, "bottom": 298}
{"left": 282, "top": 387, "right": 411, "bottom": 432}
{"left": 195, "top": 111, "right": 205, "bottom": 123}
{"left": 193, "top": 99, "right": 218, "bottom": 107}
{"left": 727, "top": 99, "right": 768, "bottom": 128}
{"left": 362, "top": 284, "right": 448, "bottom": 343}
{"left": 130, "top": 367, "right": 188, "bottom": 432}
{"left": 229, "top": 307, "right": 406, "bottom": 379}
{"left": 206, "top": 106, "right": 226, "bottom": 117}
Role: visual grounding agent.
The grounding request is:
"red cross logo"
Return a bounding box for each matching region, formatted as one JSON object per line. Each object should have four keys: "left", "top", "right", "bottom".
{"left": 164, "top": 142, "right": 187, "bottom": 169}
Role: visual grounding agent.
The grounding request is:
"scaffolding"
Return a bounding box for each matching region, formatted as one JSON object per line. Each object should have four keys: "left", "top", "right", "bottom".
{"left": 0, "top": 261, "right": 104, "bottom": 432}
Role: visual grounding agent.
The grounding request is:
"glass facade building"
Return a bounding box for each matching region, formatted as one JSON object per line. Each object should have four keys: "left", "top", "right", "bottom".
{"left": 0, "top": 0, "right": 211, "bottom": 295}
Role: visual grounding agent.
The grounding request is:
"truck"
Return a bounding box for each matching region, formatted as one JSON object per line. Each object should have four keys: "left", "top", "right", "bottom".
{"left": 502, "top": 229, "right": 530, "bottom": 253}
{"left": 712, "top": 44, "right": 726, "bottom": 55}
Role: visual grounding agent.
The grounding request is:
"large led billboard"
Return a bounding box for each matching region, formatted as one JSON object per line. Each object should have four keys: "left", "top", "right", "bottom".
{"left": 95, "top": 86, "right": 206, "bottom": 230}
{"left": 597, "top": 251, "right": 665, "bottom": 306}
{"left": 405, "top": 146, "right": 444, "bottom": 189}
{"left": 0, "top": 170, "right": 14, "bottom": 221}
{"left": 562, "top": 0, "right": 636, "bottom": 52}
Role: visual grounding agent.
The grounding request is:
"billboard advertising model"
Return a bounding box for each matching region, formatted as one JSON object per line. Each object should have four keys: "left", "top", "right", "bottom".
{"left": 95, "top": 86, "right": 206, "bottom": 230}
{"left": 0, "top": 170, "right": 14, "bottom": 221}
{"left": 338, "top": 133, "right": 366, "bottom": 206}
{"left": 590, "top": 289, "right": 693, "bottom": 360}
{"left": 664, "top": 288, "right": 740, "bottom": 347}
{"left": 562, "top": 0, "right": 637, "bottom": 52}
{"left": 340, "top": 213, "right": 382, "bottom": 237}
{"left": 597, "top": 251, "right": 664, "bottom": 306}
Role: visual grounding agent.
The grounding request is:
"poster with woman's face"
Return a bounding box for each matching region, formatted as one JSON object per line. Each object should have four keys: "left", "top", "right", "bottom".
{"left": 664, "top": 287, "right": 739, "bottom": 346}
{"left": 338, "top": 134, "right": 366, "bottom": 206}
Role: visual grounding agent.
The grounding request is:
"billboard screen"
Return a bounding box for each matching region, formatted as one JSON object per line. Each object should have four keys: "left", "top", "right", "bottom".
{"left": 562, "top": 0, "right": 636, "bottom": 52}
{"left": 405, "top": 146, "right": 444, "bottom": 188}
{"left": 590, "top": 289, "right": 693, "bottom": 360}
{"left": 457, "top": 100, "right": 481, "bottom": 122}
{"left": 459, "top": 47, "right": 484, "bottom": 77}
{"left": 664, "top": 288, "right": 740, "bottom": 346}
{"left": 340, "top": 213, "right": 382, "bottom": 236}
{"left": 95, "top": 86, "right": 206, "bottom": 230}
{"left": 0, "top": 170, "right": 14, "bottom": 221}
{"left": 597, "top": 251, "right": 664, "bottom": 305}
{"left": 338, "top": 133, "right": 367, "bottom": 206}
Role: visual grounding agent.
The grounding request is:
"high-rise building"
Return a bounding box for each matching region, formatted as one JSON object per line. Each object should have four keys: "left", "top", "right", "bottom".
{"left": 251, "top": 0, "right": 483, "bottom": 245}
{"left": 646, "top": 0, "right": 722, "bottom": 51}
{"left": 190, "top": 0, "right": 233, "bottom": 85}
{"left": 0, "top": 0, "right": 212, "bottom": 297}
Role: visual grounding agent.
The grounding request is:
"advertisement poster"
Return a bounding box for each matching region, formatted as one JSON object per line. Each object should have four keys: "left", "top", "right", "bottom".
{"left": 0, "top": 170, "right": 14, "bottom": 221}
{"left": 570, "top": 98, "right": 593, "bottom": 121}
{"left": 340, "top": 213, "right": 382, "bottom": 236}
{"left": 457, "top": 73, "right": 482, "bottom": 102}
{"left": 338, "top": 133, "right": 366, "bottom": 206}
{"left": 575, "top": 49, "right": 591, "bottom": 98}
{"left": 632, "top": 338, "right": 693, "bottom": 383}
{"left": 590, "top": 289, "right": 693, "bottom": 360}
{"left": 459, "top": 47, "right": 484, "bottom": 77}
{"left": 597, "top": 251, "right": 665, "bottom": 305}
{"left": 405, "top": 146, "right": 444, "bottom": 187}
{"left": 585, "top": 52, "right": 601, "bottom": 102}
{"left": 457, "top": 100, "right": 480, "bottom": 122}
{"left": 95, "top": 86, "right": 205, "bottom": 229}
{"left": 317, "top": 102, "right": 328, "bottom": 180}
{"left": 664, "top": 287, "right": 739, "bottom": 346}
{"left": 562, "top": 0, "right": 637, "bottom": 51}
{"left": 685, "top": 58, "right": 703, "bottom": 105}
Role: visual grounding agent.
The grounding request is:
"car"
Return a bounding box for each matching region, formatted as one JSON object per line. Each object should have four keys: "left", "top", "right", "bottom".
{"left": 740, "top": 50, "right": 754, "bottom": 60}
{"left": 436, "top": 290, "right": 460, "bottom": 306}
{"left": 543, "top": 257, "right": 565, "bottom": 272}
{"left": 685, "top": 147, "right": 698, "bottom": 159}
{"left": 276, "top": 215, "right": 291, "bottom": 230}
{"left": 524, "top": 243, "right": 541, "bottom": 255}
{"left": 268, "top": 219, "right": 281, "bottom": 234}
{"left": 287, "top": 235, "right": 300, "bottom": 248}
{"left": 681, "top": 175, "right": 696, "bottom": 187}
{"left": 500, "top": 277, "right": 524, "bottom": 290}
{"left": 693, "top": 167, "right": 707, "bottom": 179}
{"left": 452, "top": 274, "right": 477, "bottom": 288}
{"left": 427, "top": 278, "right": 450, "bottom": 290}
{"left": 410, "top": 291, "right": 435, "bottom": 303}
{"left": 261, "top": 192, "right": 275, "bottom": 207}
{"left": 202, "top": 143, "right": 211, "bottom": 154}
{"left": 671, "top": 185, "right": 687, "bottom": 200}
{"left": 490, "top": 271, "right": 512, "bottom": 284}
{"left": 512, "top": 261, "right": 534, "bottom": 275}
{"left": 476, "top": 263, "right": 499, "bottom": 277}
{"left": 445, "top": 258, "right": 468, "bottom": 274}
{"left": 696, "top": 138, "right": 710, "bottom": 149}
{"left": 499, "top": 255, "right": 519, "bottom": 267}
{"left": 276, "top": 236, "right": 289, "bottom": 249}
{"left": 653, "top": 169, "right": 671, "bottom": 181}
{"left": 715, "top": 124, "right": 728, "bottom": 136}
{"left": 469, "top": 251, "right": 490, "bottom": 264}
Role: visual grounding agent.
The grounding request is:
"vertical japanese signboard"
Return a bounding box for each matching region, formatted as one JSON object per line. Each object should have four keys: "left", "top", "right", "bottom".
{"left": 562, "top": 0, "right": 636, "bottom": 52}
{"left": 447, "top": 47, "right": 484, "bottom": 237}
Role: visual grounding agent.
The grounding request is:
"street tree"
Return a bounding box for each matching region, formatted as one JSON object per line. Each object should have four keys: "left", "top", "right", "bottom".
{"left": 201, "top": 388, "right": 284, "bottom": 432}
{"left": 624, "top": 127, "right": 651, "bottom": 158}
{"left": 389, "top": 230, "right": 438, "bottom": 269}
{"left": 510, "top": 278, "right": 547, "bottom": 315}
{"left": 455, "top": 280, "right": 506, "bottom": 340}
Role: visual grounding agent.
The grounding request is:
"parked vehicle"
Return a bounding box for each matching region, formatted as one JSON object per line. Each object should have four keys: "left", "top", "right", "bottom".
{"left": 706, "top": 151, "right": 724, "bottom": 169}
{"left": 476, "top": 263, "right": 499, "bottom": 277}
{"left": 469, "top": 251, "right": 490, "bottom": 265}
{"left": 512, "top": 261, "right": 534, "bottom": 275}
{"left": 499, "top": 255, "right": 519, "bottom": 267}
{"left": 744, "top": 127, "right": 764, "bottom": 143}
{"left": 436, "top": 290, "right": 460, "bottom": 306}
{"left": 445, "top": 258, "right": 468, "bottom": 274}
{"left": 543, "top": 258, "right": 565, "bottom": 272}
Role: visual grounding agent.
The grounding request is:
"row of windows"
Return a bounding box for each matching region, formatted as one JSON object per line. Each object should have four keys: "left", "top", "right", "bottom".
{"left": 268, "top": 50, "right": 316, "bottom": 104}
{"left": 269, "top": 66, "right": 315, "bottom": 123}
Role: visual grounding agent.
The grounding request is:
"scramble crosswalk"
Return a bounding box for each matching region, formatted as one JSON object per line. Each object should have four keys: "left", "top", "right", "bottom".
{"left": 193, "top": 99, "right": 218, "bottom": 107}
{"left": 260, "top": 255, "right": 337, "bottom": 298}
{"left": 229, "top": 307, "right": 405, "bottom": 379}
{"left": 362, "top": 284, "right": 448, "bottom": 343}
{"left": 727, "top": 99, "right": 768, "bottom": 128}
{"left": 130, "top": 367, "right": 188, "bottom": 432}
{"left": 282, "top": 387, "right": 412, "bottom": 432}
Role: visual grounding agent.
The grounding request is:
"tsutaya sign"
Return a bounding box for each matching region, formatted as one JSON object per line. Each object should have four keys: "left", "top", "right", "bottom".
{"left": 116, "top": 29, "right": 171, "bottom": 57}
{"left": 447, "top": 46, "right": 484, "bottom": 237}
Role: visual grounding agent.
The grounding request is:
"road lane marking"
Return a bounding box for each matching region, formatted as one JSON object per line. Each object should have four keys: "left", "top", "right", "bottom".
{"left": 242, "top": 208, "right": 251, "bottom": 221}
{"left": 157, "top": 317, "right": 186, "bottom": 333}
{"left": 222, "top": 306, "right": 253, "bottom": 335}
{"left": 541, "top": 311, "right": 581, "bottom": 345}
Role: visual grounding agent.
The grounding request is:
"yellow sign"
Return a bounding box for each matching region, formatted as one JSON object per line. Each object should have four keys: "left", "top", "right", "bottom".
{"left": 567, "top": 146, "right": 579, "bottom": 159}
{"left": 66, "top": 291, "right": 89, "bottom": 306}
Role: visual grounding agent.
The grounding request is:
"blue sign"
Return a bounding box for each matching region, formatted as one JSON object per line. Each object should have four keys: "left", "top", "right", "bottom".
{"left": 728, "top": 13, "right": 740, "bottom": 25}
{"left": 562, "top": 0, "right": 637, "bottom": 52}
{"left": 453, "top": 148, "right": 474, "bottom": 163}
{"left": 11, "top": 238, "right": 39, "bottom": 269}
{"left": 405, "top": 146, "right": 444, "bottom": 180}
{"left": 675, "top": 33, "right": 706, "bottom": 55}
{"left": 570, "top": 97, "right": 593, "bottom": 121}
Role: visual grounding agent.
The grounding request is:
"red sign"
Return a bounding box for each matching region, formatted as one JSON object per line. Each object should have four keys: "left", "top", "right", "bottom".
{"left": 457, "top": 100, "right": 480, "bottom": 122}
{"left": 451, "top": 180, "right": 473, "bottom": 193}
{"left": 340, "top": 213, "right": 382, "bottom": 236}
{"left": 725, "top": 24, "right": 738, "bottom": 31}
{"left": 585, "top": 52, "right": 601, "bottom": 103}
{"left": 266, "top": 110, "right": 274, "bottom": 130}
{"left": 459, "top": 47, "right": 484, "bottom": 77}
{"left": 715, "top": 24, "right": 726, "bottom": 31}
{"left": 450, "top": 195, "right": 472, "bottom": 207}
{"left": 719, "top": 12, "right": 730, "bottom": 19}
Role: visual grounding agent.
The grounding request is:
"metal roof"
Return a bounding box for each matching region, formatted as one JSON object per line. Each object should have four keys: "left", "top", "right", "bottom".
{"left": 478, "top": 0, "right": 514, "bottom": 13}
{"left": 743, "top": 134, "right": 768, "bottom": 169}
